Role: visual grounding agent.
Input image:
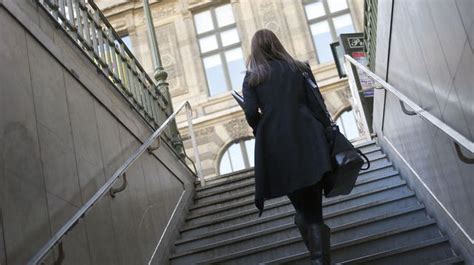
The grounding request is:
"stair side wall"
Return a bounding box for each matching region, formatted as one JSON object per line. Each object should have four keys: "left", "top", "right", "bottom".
{"left": 371, "top": 0, "right": 474, "bottom": 263}
{"left": 0, "top": 1, "right": 195, "bottom": 264}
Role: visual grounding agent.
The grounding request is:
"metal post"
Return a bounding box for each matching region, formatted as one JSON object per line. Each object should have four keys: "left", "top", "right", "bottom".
{"left": 143, "top": 0, "right": 182, "bottom": 154}
{"left": 142, "top": 0, "right": 168, "bottom": 96}
{"left": 344, "top": 58, "right": 371, "bottom": 141}
{"left": 186, "top": 103, "right": 205, "bottom": 187}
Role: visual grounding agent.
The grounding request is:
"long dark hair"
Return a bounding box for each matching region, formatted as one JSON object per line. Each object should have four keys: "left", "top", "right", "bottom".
{"left": 246, "top": 29, "right": 308, "bottom": 86}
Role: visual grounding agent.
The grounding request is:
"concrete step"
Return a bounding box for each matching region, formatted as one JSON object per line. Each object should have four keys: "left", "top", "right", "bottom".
{"left": 187, "top": 170, "right": 400, "bottom": 224}
{"left": 194, "top": 146, "right": 385, "bottom": 195}
{"left": 188, "top": 164, "right": 397, "bottom": 218}
{"left": 189, "top": 219, "right": 440, "bottom": 265}
{"left": 339, "top": 237, "right": 457, "bottom": 265}
{"left": 195, "top": 169, "right": 254, "bottom": 192}
{"left": 179, "top": 184, "right": 415, "bottom": 240}
{"left": 193, "top": 140, "right": 379, "bottom": 188}
{"left": 174, "top": 203, "right": 426, "bottom": 254}
{"left": 264, "top": 236, "right": 454, "bottom": 265}
{"left": 171, "top": 201, "right": 429, "bottom": 264}
{"left": 194, "top": 148, "right": 383, "bottom": 200}
{"left": 189, "top": 156, "right": 392, "bottom": 213}
{"left": 193, "top": 148, "right": 385, "bottom": 203}
{"left": 429, "top": 255, "right": 465, "bottom": 265}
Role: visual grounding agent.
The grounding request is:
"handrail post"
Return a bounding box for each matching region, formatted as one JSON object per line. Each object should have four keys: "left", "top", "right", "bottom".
{"left": 185, "top": 103, "right": 205, "bottom": 187}
{"left": 344, "top": 57, "right": 372, "bottom": 141}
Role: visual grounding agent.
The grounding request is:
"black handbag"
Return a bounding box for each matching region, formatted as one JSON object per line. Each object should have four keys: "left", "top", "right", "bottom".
{"left": 302, "top": 71, "right": 370, "bottom": 198}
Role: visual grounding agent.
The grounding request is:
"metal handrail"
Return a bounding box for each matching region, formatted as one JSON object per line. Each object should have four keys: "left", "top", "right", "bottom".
{"left": 344, "top": 54, "right": 474, "bottom": 154}
{"left": 28, "top": 101, "right": 204, "bottom": 264}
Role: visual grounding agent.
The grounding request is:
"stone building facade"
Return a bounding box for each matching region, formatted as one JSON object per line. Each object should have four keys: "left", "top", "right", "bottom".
{"left": 97, "top": 0, "right": 365, "bottom": 180}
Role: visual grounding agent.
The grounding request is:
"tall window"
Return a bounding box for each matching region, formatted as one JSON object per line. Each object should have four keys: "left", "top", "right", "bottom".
{"left": 193, "top": 3, "right": 246, "bottom": 97}
{"left": 219, "top": 138, "right": 255, "bottom": 175}
{"left": 304, "top": 0, "right": 355, "bottom": 64}
{"left": 336, "top": 109, "right": 360, "bottom": 140}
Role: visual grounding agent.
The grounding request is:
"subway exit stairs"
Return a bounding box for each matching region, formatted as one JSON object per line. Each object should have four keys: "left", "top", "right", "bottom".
{"left": 168, "top": 140, "right": 464, "bottom": 264}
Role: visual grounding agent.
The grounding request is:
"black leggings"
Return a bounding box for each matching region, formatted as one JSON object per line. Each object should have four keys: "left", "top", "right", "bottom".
{"left": 287, "top": 180, "right": 324, "bottom": 224}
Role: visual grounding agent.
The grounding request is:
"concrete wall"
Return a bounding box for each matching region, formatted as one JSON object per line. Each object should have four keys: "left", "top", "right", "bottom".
{"left": 0, "top": 1, "right": 195, "bottom": 264}
{"left": 372, "top": 0, "right": 474, "bottom": 262}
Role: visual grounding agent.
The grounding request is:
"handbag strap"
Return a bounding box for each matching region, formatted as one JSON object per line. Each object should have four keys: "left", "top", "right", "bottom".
{"left": 357, "top": 149, "right": 371, "bottom": 170}
{"left": 302, "top": 71, "right": 336, "bottom": 126}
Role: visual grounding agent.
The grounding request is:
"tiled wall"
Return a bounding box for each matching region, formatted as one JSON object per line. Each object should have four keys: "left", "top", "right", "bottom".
{"left": 0, "top": 1, "right": 195, "bottom": 264}
{"left": 373, "top": 0, "right": 474, "bottom": 262}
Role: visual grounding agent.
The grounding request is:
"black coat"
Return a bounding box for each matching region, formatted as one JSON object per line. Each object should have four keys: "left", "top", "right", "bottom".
{"left": 242, "top": 60, "right": 333, "bottom": 217}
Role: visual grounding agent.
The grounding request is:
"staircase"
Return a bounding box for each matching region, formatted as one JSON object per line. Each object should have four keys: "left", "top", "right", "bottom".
{"left": 168, "top": 140, "right": 464, "bottom": 264}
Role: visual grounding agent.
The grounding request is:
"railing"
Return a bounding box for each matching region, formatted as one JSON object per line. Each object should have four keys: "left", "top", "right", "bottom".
{"left": 344, "top": 54, "right": 474, "bottom": 163}
{"left": 27, "top": 101, "right": 204, "bottom": 264}
{"left": 363, "top": 0, "right": 378, "bottom": 72}
{"left": 35, "top": 0, "right": 183, "bottom": 155}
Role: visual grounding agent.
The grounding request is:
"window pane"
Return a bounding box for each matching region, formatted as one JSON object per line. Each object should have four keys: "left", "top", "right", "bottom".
{"left": 203, "top": 55, "right": 228, "bottom": 96}
{"left": 228, "top": 142, "right": 245, "bottom": 171}
{"left": 224, "top": 48, "right": 246, "bottom": 90}
{"left": 328, "top": 0, "right": 348, "bottom": 12}
{"left": 194, "top": 10, "right": 214, "bottom": 34}
{"left": 199, "top": 35, "right": 218, "bottom": 53}
{"left": 215, "top": 4, "right": 235, "bottom": 27}
{"left": 304, "top": 1, "right": 325, "bottom": 20}
{"left": 333, "top": 14, "right": 355, "bottom": 36}
{"left": 220, "top": 151, "right": 232, "bottom": 174}
{"left": 244, "top": 139, "right": 255, "bottom": 167}
{"left": 340, "top": 110, "right": 360, "bottom": 140}
{"left": 117, "top": 35, "right": 133, "bottom": 52}
{"left": 220, "top": 28, "right": 240, "bottom": 47}
{"left": 310, "top": 21, "right": 333, "bottom": 63}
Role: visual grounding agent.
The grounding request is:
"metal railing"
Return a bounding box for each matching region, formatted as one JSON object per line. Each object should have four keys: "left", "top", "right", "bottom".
{"left": 35, "top": 0, "right": 183, "bottom": 154}
{"left": 28, "top": 101, "right": 204, "bottom": 264}
{"left": 344, "top": 55, "right": 474, "bottom": 162}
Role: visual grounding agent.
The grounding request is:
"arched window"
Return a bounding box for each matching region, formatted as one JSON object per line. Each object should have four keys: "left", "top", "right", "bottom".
{"left": 336, "top": 108, "right": 360, "bottom": 140}
{"left": 219, "top": 138, "right": 255, "bottom": 175}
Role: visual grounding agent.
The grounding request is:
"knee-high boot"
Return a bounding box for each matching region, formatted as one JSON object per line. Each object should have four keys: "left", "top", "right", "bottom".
{"left": 294, "top": 211, "right": 310, "bottom": 249}
{"left": 306, "top": 222, "right": 331, "bottom": 265}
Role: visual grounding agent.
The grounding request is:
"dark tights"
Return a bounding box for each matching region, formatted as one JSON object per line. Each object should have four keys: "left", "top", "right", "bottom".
{"left": 287, "top": 180, "right": 324, "bottom": 224}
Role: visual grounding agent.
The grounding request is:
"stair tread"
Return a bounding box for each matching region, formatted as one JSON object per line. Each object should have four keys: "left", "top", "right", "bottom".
{"left": 429, "top": 255, "right": 464, "bottom": 265}
{"left": 188, "top": 170, "right": 400, "bottom": 220}
{"left": 194, "top": 148, "right": 385, "bottom": 190}
{"left": 181, "top": 180, "right": 409, "bottom": 232}
{"left": 262, "top": 236, "right": 451, "bottom": 265}
{"left": 189, "top": 219, "right": 438, "bottom": 264}
{"left": 174, "top": 203, "right": 425, "bottom": 251}
{"left": 190, "top": 156, "right": 391, "bottom": 210}
{"left": 174, "top": 191, "right": 418, "bottom": 256}
{"left": 194, "top": 159, "right": 393, "bottom": 201}
{"left": 339, "top": 236, "right": 451, "bottom": 264}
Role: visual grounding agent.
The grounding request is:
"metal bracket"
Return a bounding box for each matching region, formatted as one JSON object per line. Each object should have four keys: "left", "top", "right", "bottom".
{"left": 53, "top": 242, "right": 64, "bottom": 265}
{"left": 454, "top": 142, "right": 474, "bottom": 164}
{"left": 110, "top": 173, "right": 128, "bottom": 198}
{"left": 399, "top": 100, "right": 417, "bottom": 116}
{"left": 147, "top": 138, "right": 161, "bottom": 154}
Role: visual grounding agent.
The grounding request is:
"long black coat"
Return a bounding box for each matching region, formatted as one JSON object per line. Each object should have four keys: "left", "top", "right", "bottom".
{"left": 242, "top": 59, "right": 333, "bottom": 217}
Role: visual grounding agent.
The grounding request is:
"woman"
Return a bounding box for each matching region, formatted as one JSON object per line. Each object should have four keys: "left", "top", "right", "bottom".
{"left": 242, "top": 29, "right": 332, "bottom": 265}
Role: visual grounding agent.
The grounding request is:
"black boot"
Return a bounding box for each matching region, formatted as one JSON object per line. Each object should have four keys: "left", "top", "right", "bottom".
{"left": 294, "top": 211, "right": 310, "bottom": 249}
{"left": 307, "top": 222, "right": 331, "bottom": 265}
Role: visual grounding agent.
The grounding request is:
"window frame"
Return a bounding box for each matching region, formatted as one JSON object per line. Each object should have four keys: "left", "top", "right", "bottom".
{"left": 193, "top": 3, "right": 243, "bottom": 97}
{"left": 303, "top": 0, "right": 355, "bottom": 64}
{"left": 218, "top": 137, "right": 255, "bottom": 175}
{"left": 335, "top": 107, "right": 360, "bottom": 140}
